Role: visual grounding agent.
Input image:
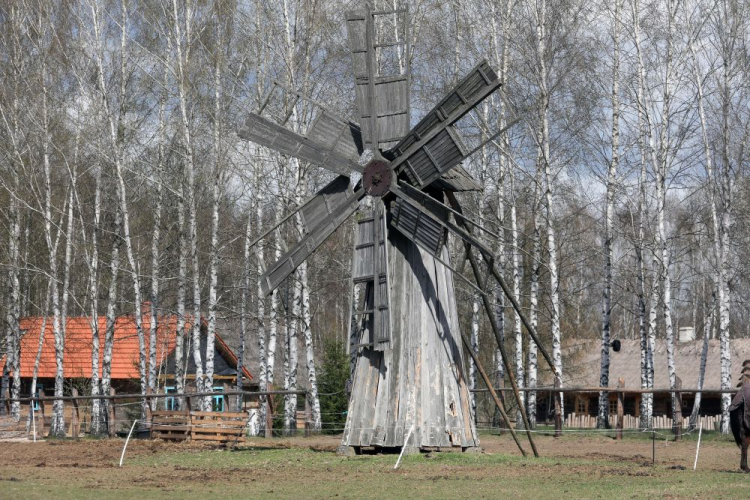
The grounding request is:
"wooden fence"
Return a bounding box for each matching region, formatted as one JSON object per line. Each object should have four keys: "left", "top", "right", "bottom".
{"left": 563, "top": 413, "right": 722, "bottom": 430}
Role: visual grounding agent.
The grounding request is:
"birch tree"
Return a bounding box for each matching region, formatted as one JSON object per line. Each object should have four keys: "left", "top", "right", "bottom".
{"left": 598, "top": 0, "right": 621, "bottom": 429}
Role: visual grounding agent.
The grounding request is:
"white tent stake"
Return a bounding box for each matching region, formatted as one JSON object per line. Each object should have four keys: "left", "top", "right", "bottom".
{"left": 120, "top": 420, "right": 139, "bottom": 468}
{"left": 394, "top": 424, "right": 415, "bottom": 470}
{"left": 693, "top": 421, "right": 703, "bottom": 471}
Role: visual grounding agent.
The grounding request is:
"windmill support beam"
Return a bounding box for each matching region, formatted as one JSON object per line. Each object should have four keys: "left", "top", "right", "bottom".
{"left": 448, "top": 192, "right": 562, "bottom": 436}
{"left": 446, "top": 193, "right": 559, "bottom": 379}
{"left": 461, "top": 243, "right": 539, "bottom": 457}
{"left": 459, "top": 330, "right": 526, "bottom": 456}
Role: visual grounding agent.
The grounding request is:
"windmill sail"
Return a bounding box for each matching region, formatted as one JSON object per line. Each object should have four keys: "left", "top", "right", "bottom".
{"left": 390, "top": 183, "right": 493, "bottom": 261}
{"left": 345, "top": 7, "right": 410, "bottom": 149}
{"left": 259, "top": 185, "right": 365, "bottom": 296}
{"left": 389, "top": 60, "right": 501, "bottom": 187}
{"left": 239, "top": 112, "right": 362, "bottom": 176}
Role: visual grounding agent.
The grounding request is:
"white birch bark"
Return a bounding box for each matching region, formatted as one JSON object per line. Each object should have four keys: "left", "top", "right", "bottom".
{"left": 27, "top": 286, "right": 50, "bottom": 431}
{"left": 38, "top": 46, "right": 65, "bottom": 436}
{"left": 656, "top": 0, "right": 678, "bottom": 432}
{"left": 598, "top": 0, "right": 620, "bottom": 429}
{"left": 94, "top": 0, "right": 147, "bottom": 419}
{"left": 101, "top": 203, "right": 121, "bottom": 430}
{"left": 286, "top": 270, "right": 300, "bottom": 433}
{"left": 632, "top": 0, "right": 654, "bottom": 426}
{"left": 535, "top": 0, "right": 563, "bottom": 415}
{"left": 148, "top": 64, "right": 167, "bottom": 408}
{"left": 469, "top": 293, "right": 480, "bottom": 421}
{"left": 238, "top": 216, "right": 252, "bottom": 413}
{"left": 88, "top": 154, "right": 103, "bottom": 433}
{"left": 205, "top": 14, "right": 225, "bottom": 410}
{"left": 716, "top": 0, "right": 737, "bottom": 434}
{"left": 169, "top": 0, "right": 203, "bottom": 405}
{"left": 256, "top": 182, "right": 268, "bottom": 435}
{"left": 301, "top": 259, "right": 321, "bottom": 430}
{"left": 175, "top": 181, "right": 187, "bottom": 407}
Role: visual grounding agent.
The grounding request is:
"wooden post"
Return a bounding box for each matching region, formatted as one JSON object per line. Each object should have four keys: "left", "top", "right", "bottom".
{"left": 108, "top": 388, "right": 116, "bottom": 438}
{"left": 554, "top": 376, "right": 562, "bottom": 437}
{"left": 304, "top": 394, "right": 312, "bottom": 437}
{"left": 460, "top": 331, "right": 527, "bottom": 456}
{"left": 265, "top": 394, "right": 274, "bottom": 438}
{"left": 71, "top": 388, "right": 80, "bottom": 438}
{"left": 39, "top": 396, "right": 46, "bottom": 437}
{"left": 616, "top": 378, "right": 624, "bottom": 440}
{"left": 674, "top": 376, "right": 682, "bottom": 441}
{"left": 145, "top": 388, "right": 153, "bottom": 426}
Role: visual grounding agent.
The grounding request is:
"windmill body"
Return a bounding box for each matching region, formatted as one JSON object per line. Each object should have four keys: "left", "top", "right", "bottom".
{"left": 238, "top": 3, "right": 506, "bottom": 453}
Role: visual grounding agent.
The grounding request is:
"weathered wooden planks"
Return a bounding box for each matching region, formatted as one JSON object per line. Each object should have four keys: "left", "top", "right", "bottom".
{"left": 388, "top": 60, "right": 501, "bottom": 187}
{"left": 351, "top": 209, "right": 391, "bottom": 346}
{"left": 151, "top": 411, "right": 191, "bottom": 441}
{"left": 345, "top": 8, "right": 410, "bottom": 149}
{"left": 341, "top": 230, "right": 479, "bottom": 450}
{"left": 151, "top": 410, "right": 248, "bottom": 443}
{"left": 239, "top": 112, "right": 362, "bottom": 176}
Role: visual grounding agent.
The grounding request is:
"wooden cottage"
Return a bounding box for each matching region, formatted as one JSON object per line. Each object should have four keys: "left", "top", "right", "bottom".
{"left": 1, "top": 307, "right": 252, "bottom": 415}
{"left": 537, "top": 338, "right": 750, "bottom": 427}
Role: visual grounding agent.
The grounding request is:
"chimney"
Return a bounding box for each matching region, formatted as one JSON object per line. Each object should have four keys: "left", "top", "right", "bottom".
{"left": 678, "top": 326, "right": 695, "bottom": 343}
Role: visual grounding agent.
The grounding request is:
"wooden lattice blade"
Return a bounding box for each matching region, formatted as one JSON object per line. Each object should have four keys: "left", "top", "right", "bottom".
{"left": 239, "top": 112, "right": 362, "bottom": 175}
{"left": 389, "top": 60, "right": 501, "bottom": 188}
{"left": 390, "top": 183, "right": 493, "bottom": 262}
{"left": 345, "top": 8, "right": 410, "bottom": 150}
{"left": 259, "top": 185, "right": 365, "bottom": 296}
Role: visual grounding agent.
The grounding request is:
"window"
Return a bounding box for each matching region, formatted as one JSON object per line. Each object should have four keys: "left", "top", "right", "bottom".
{"left": 212, "top": 386, "right": 225, "bottom": 412}
{"left": 609, "top": 399, "right": 618, "bottom": 416}
{"left": 576, "top": 396, "right": 588, "bottom": 414}
{"left": 165, "top": 386, "right": 176, "bottom": 411}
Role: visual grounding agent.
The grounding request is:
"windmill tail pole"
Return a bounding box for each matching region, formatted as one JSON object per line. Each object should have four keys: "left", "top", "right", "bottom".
{"left": 465, "top": 245, "right": 539, "bottom": 457}
{"left": 447, "top": 192, "right": 538, "bottom": 457}
{"left": 446, "top": 193, "right": 557, "bottom": 380}
{"left": 460, "top": 330, "right": 527, "bottom": 456}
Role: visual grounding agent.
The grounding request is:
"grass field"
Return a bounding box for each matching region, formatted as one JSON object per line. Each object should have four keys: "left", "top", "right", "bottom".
{"left": 0, "top": 431, "right": 747, "bottom": 499}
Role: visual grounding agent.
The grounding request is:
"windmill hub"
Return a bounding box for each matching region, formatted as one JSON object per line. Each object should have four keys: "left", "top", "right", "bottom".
{"left": 363, "top": 158, "right": 392, "bottom": 197}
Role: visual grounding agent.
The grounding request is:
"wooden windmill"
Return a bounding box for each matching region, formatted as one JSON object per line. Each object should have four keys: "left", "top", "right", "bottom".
{"left": 239, "top": 3, "right": 541, "bottom": 455}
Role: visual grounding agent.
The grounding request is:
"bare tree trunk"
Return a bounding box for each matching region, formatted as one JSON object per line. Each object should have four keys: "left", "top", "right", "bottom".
{"left": 469, "top": 293, "right": 480, "bottom": 420}
{"left": 88, "top": 158, "right": 103, "bottom": 433}
{"left": 300, "top": 263, "right": 321, "bottom": 431}
{"left": 535, "top": 0, "right": 563, "bottom": 416}
{"left": 39, "top": 48, "right": 65, "bottom": 436}
{"left": 238, "top": 216, "right": 252, "bottom": 412}
{"left": 689, "top": 293, "right": 712, "bottom": 430}
{"left": 632, "top": 0, "right": 653, "bottom": 427}
{"left": 169, "top": 0, "right": 203, "bottom": 405}
{"left": 148, "top": 62, "right": 167, "bottom": 408}
{"left": 175, "top": 181, "right": 187, "bottom": 408}
{"left": 204, "top": 6, "right": 226, "bottom": 411}
{"left": 27, "top": 286, "right": 51, "bottom": 431}
{"left": 598, "top": 0, "right": 620, "bottom": 429}
{"left": 101, "top": 204, "right": 121, "bottom": 432}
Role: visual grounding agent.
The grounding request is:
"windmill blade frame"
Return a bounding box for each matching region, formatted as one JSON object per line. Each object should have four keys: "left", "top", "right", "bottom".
{"left": 345, "top": 6, "right": 410, "bottom": 150}
{"left": 259, "top": 185, "right": 366, "bottom": 296}
{"left": 390, "top": 182, "right": 494, "bottom": 262}
{"left": 239, "top": 112, "right": 362, "bottom": 177}
{"left": 388, "top": 60, "right": 501, "bottom": 188}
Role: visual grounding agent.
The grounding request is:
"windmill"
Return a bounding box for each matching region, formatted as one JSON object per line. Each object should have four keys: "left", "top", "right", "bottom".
{"left": 239, "top": 3, "right": 530, "bottom": 454}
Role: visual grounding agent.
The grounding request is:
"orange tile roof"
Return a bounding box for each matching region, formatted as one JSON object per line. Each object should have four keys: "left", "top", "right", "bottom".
{"left": 2, "top": 314, "right": 251, "bottom": 381}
